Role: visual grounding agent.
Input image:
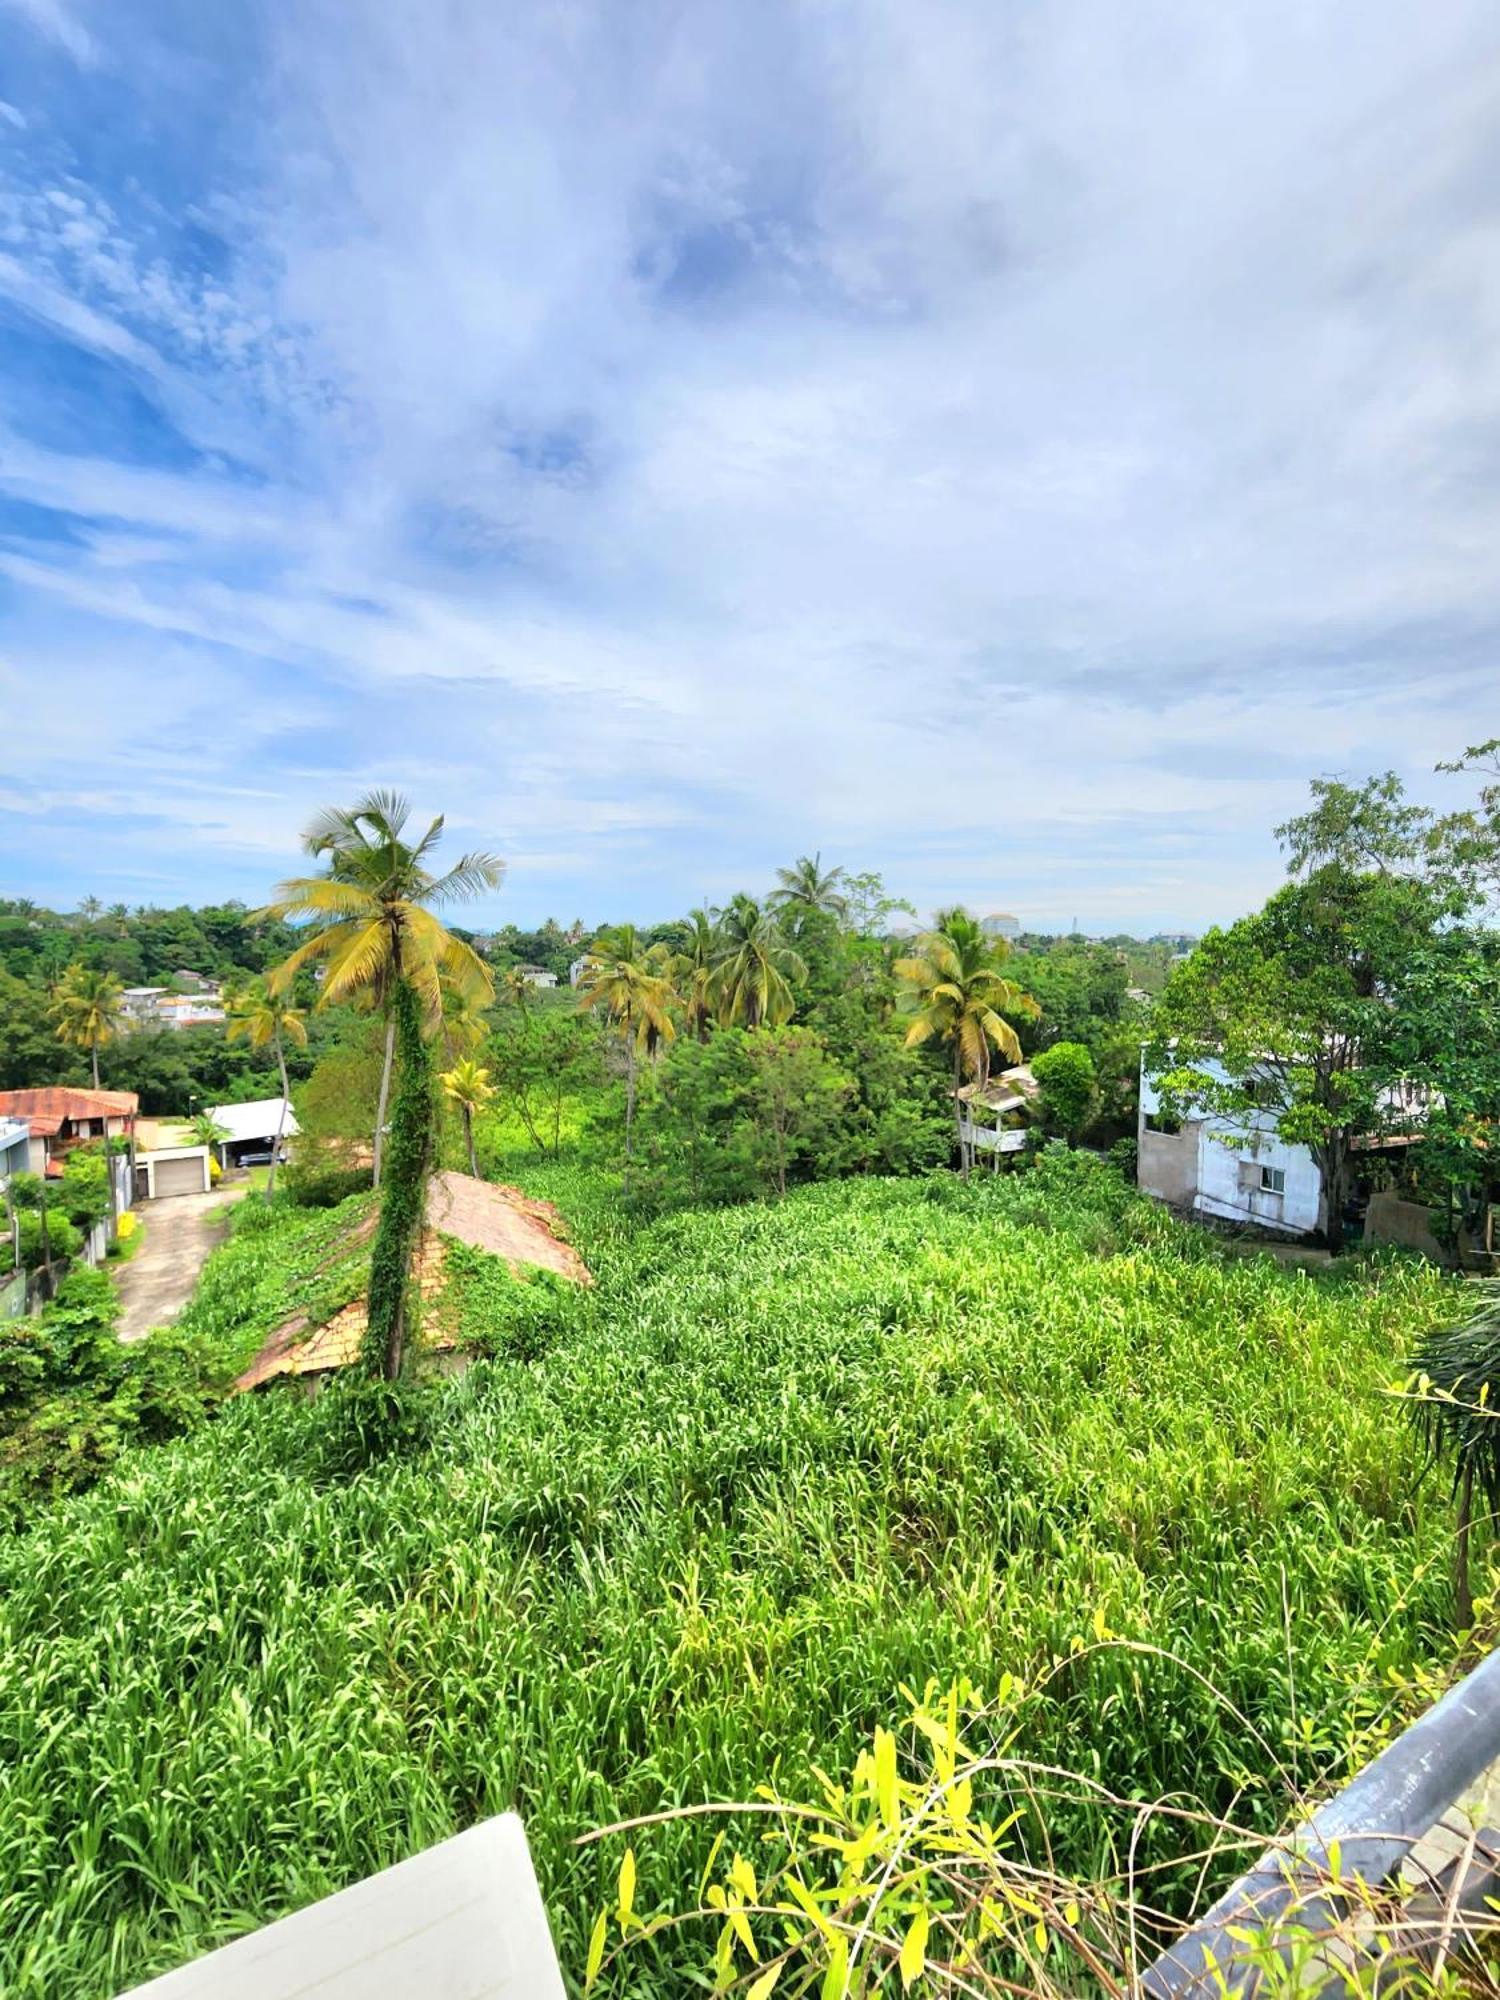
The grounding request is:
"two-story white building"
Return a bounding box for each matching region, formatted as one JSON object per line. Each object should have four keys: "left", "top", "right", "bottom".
{"left": 1137, "top": 1055, "right": 1325, "bottom": 1235}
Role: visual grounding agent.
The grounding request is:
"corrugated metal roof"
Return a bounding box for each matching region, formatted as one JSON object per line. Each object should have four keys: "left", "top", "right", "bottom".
{"left": 205, "top": 1099, "right": 301, "bottom": 1144}
{"left": 0, "top": 1086, "right": 138, "bottom": 1134}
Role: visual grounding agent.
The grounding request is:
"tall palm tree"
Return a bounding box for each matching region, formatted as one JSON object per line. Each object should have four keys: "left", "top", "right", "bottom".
{"left": 895, "top": 908, "right": 1039, "bottom": 1177}
{"left": 440, "top": 1058, "right": 495, "bottom": 1179}
{"left": 712, "top": 895, "right": 807, "bottom": 1029}
{"left": 263, "top": 792, "right": 505, "bottom": 1380}
{"left": 672, "top": 907, "right": 721, "bottom": 1041}
{"left": 575, "top": 924, "right": 677, "bottom": 1164}
{"left": 769, "top": 853, "right": 848, "bottom": 923}
{"left": 1408, "top": 1288, "right": 1500, "bottom": 1630}
{"left": 77, "top": 895, "right": 103, "bottom": 925}
{"left": 50, "top": 964, "right": 123, "bottom": 1087}
{"left": 262, "top": 790, "right": 502, "bottom": 1186}
{"left": 225, "top": 980, "right": 309, "bottom": 1199}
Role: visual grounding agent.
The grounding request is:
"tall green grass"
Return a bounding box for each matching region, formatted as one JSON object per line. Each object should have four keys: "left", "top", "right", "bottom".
{"left": 0, "top": 1155, "right": 1467, "bottom": 1996}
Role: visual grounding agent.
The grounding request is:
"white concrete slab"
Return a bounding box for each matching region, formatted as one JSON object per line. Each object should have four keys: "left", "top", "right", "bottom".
{"left": 117, "top": 1815, "right": 565, "bottom": 1999}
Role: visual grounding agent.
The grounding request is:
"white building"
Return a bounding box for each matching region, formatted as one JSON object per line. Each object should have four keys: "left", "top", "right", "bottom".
{"left": 206, "top": 1098, "right": 299, "bottom": 1167}
{"left": 569, "top": 956, "right": 591, "bottom": 987}
{"left": 980, "top": 912, "right": 1021, "bottom": 940}
{"left": 1137, "top": 1055, "right": 1325, "bottom": 1235}
{"left": 958, "top": 1066, "right": 1041, "bottom": 1159}
{"left": 515, "top": 965, "right": 558, "bottom": 989}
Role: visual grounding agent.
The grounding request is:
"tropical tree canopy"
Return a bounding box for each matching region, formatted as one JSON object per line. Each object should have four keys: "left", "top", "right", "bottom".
{"left": 224, "top": 980, "right": 308, "bottom": 1060}
{"left": 50, "top": 964, "right": 124, "bottom": 1086}
{"left": 261, "top": 790, "right": 502, "bottom": 1027}
{"left": 575, "top": 925, "right": 678, "bottom": 1053}
{"left": 712, "top": 895, "right": 807, "bottom": 1029}
{"left": 895, "top": 908, "right": 1039, "bottom": 1093}
{"left": 769, "top": 853, "right": 848, "bottom": 921}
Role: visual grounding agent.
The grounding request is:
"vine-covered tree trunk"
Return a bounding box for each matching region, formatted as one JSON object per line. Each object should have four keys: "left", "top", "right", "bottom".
{"left": 364, "top": 978, "right": 433, "bottom": 1381}
{"left": 953, "top": 1045, "right": 968, "bottom": 1180}
{"left": 372, "top": 1015, "right": 396, "bottom": 1187}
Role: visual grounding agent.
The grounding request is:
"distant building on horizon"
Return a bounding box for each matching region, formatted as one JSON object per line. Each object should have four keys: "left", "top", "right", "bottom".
{"left": 980, "top": 912, "right": 1020, "bottom": 940}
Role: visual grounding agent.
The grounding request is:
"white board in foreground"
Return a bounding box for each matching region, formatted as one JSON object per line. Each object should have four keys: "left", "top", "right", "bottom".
{"left": 118, "top": 1814, "right": 565, "bottom": 1999}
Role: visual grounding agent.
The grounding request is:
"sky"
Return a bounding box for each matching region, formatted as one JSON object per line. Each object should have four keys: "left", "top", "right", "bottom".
{"left": 0, "top": 0, "right": 1496, "bottom": 934}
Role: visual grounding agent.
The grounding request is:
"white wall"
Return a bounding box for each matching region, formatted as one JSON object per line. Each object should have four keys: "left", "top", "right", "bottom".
{"left": 1139, "top": 1055, "right": 1325, "bottom": 1236}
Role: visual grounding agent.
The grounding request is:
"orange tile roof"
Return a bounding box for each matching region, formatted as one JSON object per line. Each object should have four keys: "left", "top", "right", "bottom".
{"left": 0, "top": 1086, "right": 138, "bottom": 1122}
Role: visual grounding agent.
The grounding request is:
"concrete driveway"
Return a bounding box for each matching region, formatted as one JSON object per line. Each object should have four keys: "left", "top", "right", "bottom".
{"left": 115, "top": 1187, "right": 242, "bottom": 1342}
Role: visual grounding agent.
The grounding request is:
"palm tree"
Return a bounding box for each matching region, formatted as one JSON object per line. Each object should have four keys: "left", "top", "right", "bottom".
{"left": 263, "top": 792, "right": 505, "bottom": 1380}
{"left": 575, "top": 924, "right": 677, "bottom": 1165}
{"left": 440, "top": 1058, "right": 495, "bottom": 1179}
{"left": 77, "top": 896, "right": 103, "bottom": 924}
{"left": 261, "top": 790, "right": 503, "bottom": 1186}
{"left": 769, "top": 853, "right": 848, "bottom": 923}
{"left": 712, "top": 895, "right": 807, "bottom": 1029}
{"left": 895, "top": 908, "right": 1039, "bottom": 1177}
{"left": 50, "top": 964, "right": 123, "bottom": 1087}
{"left": 1408, "top": 1289, "right": 1500, "bottom": 1630}
{"left": 225, "top": 981, "right": 308, "bottom": 1199}
{"left": 672, "top": 907, "right": 721, "bottom": 1040}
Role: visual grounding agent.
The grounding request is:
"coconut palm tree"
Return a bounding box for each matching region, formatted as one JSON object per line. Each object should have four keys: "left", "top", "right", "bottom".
{"left": 575, "top": 925, "right": 677, "bottom": 1164}
{"left": 712, "top": 895, "right": 807, "bottom": 1029}
{"left": 672, "top": 907, "right": 721, "bottom": 1041}
{"left": 1408, "top": 1287, "right": 1500, "bottom": 1630}
{"left": 440, "top": 1058, "right": 495, "bottom": 1179}
{"left": 50, "top": 964, "right": 123, "bottom": 1087}
{"left": 769, "top": 853, "right": 848, "bottom": 923}
{"left": 262, "top": 791, "right": 502, "bottom": 1186}
{"left": 895, "top": 909, "right": 1039, "bottom": 1177}
{"left": 263, "top": 792, "right": 505, "bottom": 1380}
{"left": 76, "top": 896, "right": 103, "bottom": 925}
{"left": 225, "top": 981, "right": 308, "bottom": 1199}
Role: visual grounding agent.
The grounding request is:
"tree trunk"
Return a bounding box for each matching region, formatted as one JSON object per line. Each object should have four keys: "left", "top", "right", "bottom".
{"left": 464, "top": 1104, "right": 479, "bottom": 1179}
{"left": 1456, "top": 1459, "right": 1475, "bottom": 1632}
{"left": 91, "top": 1040, "right": 100, "bottom": 1089}
{"left": 364, "top": 979, "right": 433, "bottom": 1382}
{"left": 269, "top": 1033, "right": 290, "bottom": 1202}
{"left": 624, "top": 1031, "right": 638, "bottom": 1160}
{"left": 953, "top": 1045, "right": 968, "bottom": 1179}
{"left": 1322, "top": 1141, "right": 1346, "bottom": 1255}
{"left": 372, "top": 1014, "right": 396, "bottom": 1186}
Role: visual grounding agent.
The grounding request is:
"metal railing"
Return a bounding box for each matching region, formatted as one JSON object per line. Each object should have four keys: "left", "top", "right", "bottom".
{"left": 1144, "top": 1645, "right": 1500, "bottom": 1996}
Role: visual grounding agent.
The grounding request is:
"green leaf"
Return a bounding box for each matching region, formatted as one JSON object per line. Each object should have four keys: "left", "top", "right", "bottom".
{"left": 584, "top": 1909, "right": 608, "bottom": 1992}
{"left": 617, "top": 1846, "right": 636, "bottom": 1928}
{"left": 899, "top": 1907, "right": 929, "bottom": 1988}
{"left": 748, "top": 1964, "right": 784, "bottom": 2000}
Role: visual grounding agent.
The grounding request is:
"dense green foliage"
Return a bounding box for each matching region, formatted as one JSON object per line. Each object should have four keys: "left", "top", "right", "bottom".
{"left": 0, "top": 1155, "right": 1467, "bottom": 1997}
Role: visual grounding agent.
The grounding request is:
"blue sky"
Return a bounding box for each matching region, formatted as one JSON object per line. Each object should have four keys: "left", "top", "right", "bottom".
{"left": 1, "top": 0, "right": 1496, "bottom": 932}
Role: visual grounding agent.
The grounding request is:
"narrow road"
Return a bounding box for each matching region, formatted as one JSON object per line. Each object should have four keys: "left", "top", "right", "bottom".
{"left": 114, "top": 1187, "right": 242, "bottom": 1342}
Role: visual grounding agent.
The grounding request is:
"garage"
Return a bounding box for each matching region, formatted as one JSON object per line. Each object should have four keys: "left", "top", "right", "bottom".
{"left": 136, "top": 1146, "right": 212, "bottom": 1199}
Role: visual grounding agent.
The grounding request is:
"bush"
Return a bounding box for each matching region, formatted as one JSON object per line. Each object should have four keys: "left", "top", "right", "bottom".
{"left": 15, "top": 1208, "right": 82, "bottom": 1272}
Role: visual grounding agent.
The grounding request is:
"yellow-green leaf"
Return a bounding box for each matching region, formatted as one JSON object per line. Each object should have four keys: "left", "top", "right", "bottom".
{"left": 617, "top": 1846, "right": 636, "bottom": 1928}
{"left": 584, "top": 1909, "right": 608, "bottom": 1992}
{"left": 899, "top": 1907, "right": 930, "bottom": 1988}
{"left": 874, "top": 1725, "right": 899, "bottom": 1829}
{"left": 748, "top": 1963, "right": 784, "bottom": 2000}
{"left": 821, "top": 1932, "right": 850, "bottom": 2000}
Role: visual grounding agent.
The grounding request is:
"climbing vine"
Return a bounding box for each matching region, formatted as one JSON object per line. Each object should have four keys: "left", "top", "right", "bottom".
{"left": 362, "top": 975, "right": 434, "bottom": 1379}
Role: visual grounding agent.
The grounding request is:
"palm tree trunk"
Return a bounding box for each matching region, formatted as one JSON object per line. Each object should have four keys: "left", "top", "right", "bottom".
{"left": 624, "top": 1031, "right": 638, "bottom": 1161}
{"left": 269, "top": 1031, "right": 290, "bottom": 1202}
{"left": 1456, "top": 1459, "right": 1475, "bottom": 1631}
{"left": 953, "top": 1045, "right": 968, "bottom": 1180}
{"left": 464, "top": 1104, "right": 479, "bottom": 1179}
{"left": 373, "top": 1014, "right": 396, "bottom": 1186}
{"left": 91, "top": 1039, "right": 100, "bottom": 1089}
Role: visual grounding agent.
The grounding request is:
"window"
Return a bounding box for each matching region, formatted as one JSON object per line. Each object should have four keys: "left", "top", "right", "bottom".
{"left": 1144, "top": 1111, "right": 1182, "bottom": 1136}
{"left": 1259, "top": 1166, "right": 1286, "bottom": 1195}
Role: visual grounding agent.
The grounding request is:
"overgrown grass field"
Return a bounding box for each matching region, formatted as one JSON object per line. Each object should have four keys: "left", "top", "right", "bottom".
{"left": 0, "top": 1156, "right": 1469, "bottom": 1995}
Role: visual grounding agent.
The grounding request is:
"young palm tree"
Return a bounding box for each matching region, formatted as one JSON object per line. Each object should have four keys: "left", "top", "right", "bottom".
{"left": 672, "top": 907, "right": 721, "bottom": 1041}
{"left": 440, "top": 1058, "right": 495, "bottom": 1179}
{"left": 262, "top": 791, "right": 502, "bottom": 1186}
{"left": 263, "top": 792, "right": 505, "bottom": 1380}
{"left": 769, "top": 853, "right": 848, "bottom": 922}
{"left": 575, "top": 925, "right": 677, "bottom": 1164}
{"left": 895, "top": 908, "right": 1039, "bottom": 1177}
{"left": 1408, "top": 1288, "right": 1500, "bottom": 1630}
{"left": 712, "top": 895, "right": 807, "bottom": 1029}
{"left": 225, "top": 981, "right": 309, "bottom": 1199}
{"left": 50, "top": 964, "right": 123, "bottom": 1087}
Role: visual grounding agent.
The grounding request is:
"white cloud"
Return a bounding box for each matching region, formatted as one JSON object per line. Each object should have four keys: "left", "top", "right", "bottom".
{"left": 3, "top": 0, "right": 1500, "bottom": 924}
{"left": 1, "top": 0, "right": 96, "bottom": 66}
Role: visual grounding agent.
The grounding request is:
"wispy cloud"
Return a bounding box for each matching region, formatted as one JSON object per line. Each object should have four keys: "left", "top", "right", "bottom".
{"left": 1, "top": 0, "right": 96, "bottom": 67}
{"left": 2, "top": 0, "right": 1498, "bottom": 925}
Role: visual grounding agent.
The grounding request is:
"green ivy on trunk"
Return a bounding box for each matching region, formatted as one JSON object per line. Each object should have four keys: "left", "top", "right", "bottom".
{"left": 362, "top": 977, "right": 433, "bottom": 1380}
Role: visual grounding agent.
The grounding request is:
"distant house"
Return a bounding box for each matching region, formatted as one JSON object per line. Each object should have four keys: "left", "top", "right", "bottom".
{"left": 133, "top": 1146, "right": 212, "bottom": 1200}
{"left": 206, "top": 1098, "right": 299, "bottom": 1168}
{"left": 0, "top": 1115, "right": 30, "bottom": 1183}
{"left": 120, "top": 985, "right": 169, "bottom": 1021}
{"left": 568, "top": 956, "right": 591, "bottom": 987}
{"left": 172, "top": 970, "right": 221, "bottom": 997}
{"left": 119, "top": 987, "right": 225, "bottom": 1030}
{"left": 1136, "top": 1054, "right": 1429, "bottom": 1241}
{"left": 958, "top": 1065, "right": 1041, "bottom": 1159}
{"left": 980, "top": 912, "right": 1021, "bottom": 940}
{"left": 0, "top": 1086, "right": 138, "bottom": 1178}
{"left": 514, "top": 964, "right": 558, "bottom": 989}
